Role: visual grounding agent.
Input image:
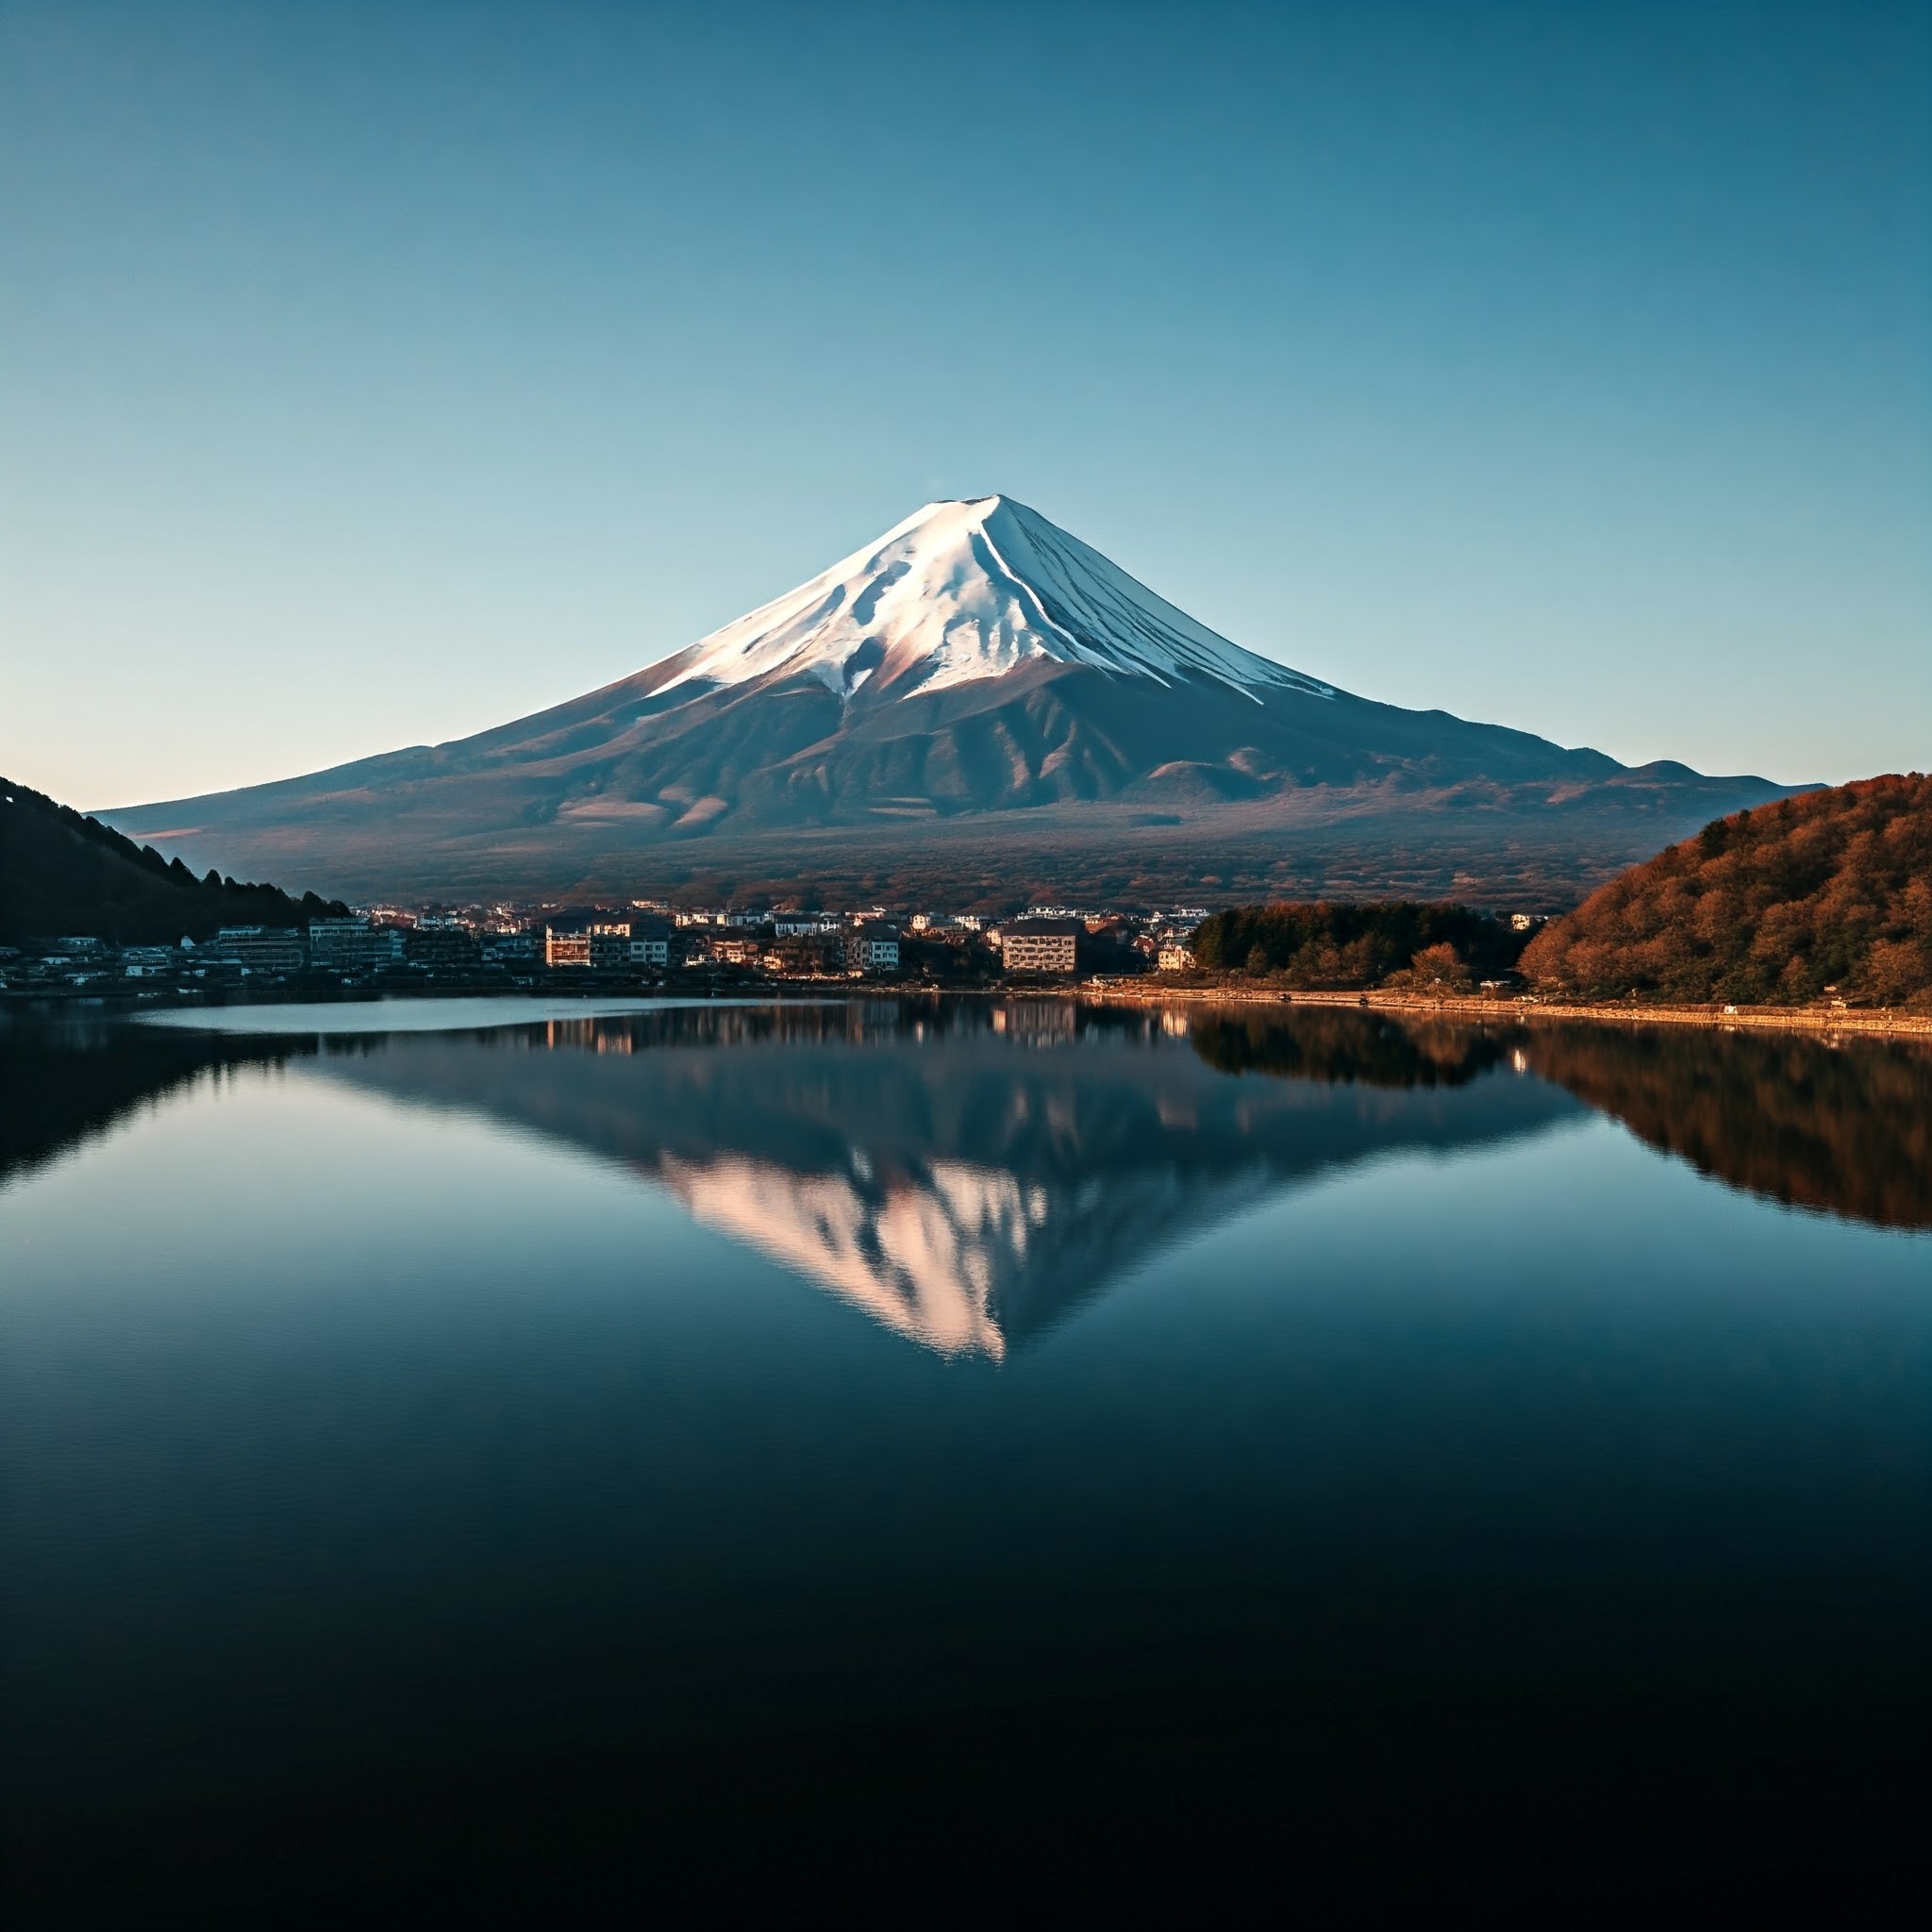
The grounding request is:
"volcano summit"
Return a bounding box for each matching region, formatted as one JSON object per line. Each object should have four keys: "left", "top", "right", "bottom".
{"left": 111, "top": 495, "right": 1791, "bottom": 902}
{"left": 652, "top": 493, "right": 1332, "bottom": 705}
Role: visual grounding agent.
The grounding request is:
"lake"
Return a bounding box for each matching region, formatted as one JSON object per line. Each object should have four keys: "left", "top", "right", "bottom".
{"left": 3, "top": 998, "right": 1927, "bottom": 1917}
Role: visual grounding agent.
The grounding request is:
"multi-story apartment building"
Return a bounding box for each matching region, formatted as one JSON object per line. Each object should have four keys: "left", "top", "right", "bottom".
{"left": 541, "top": 920, "right": 629, "bottom": 967}
{"left": 625, "top": 922, "right": 672, "bottom": 968}
{"left": 853, "top": 931, "right": 901, "bottom": 973}
{"left": 588, "top": 924, "right": 633, "bottom": 969}
{"left": 211, "top": 925, "right": 306, "bottom": 973}
{"left": 308, "top": 918, "right": 404, "bottom": 974}
{"left": 998, "top": 919, "right": 1080, "bottom": 975}
{"left": 404, "top": 926, "right": 480, "bottom": 971}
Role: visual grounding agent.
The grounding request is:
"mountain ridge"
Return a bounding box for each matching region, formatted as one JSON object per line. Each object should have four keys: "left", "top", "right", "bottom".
{"left": 105, "top": 495, "right": 1797, "bottom": 900}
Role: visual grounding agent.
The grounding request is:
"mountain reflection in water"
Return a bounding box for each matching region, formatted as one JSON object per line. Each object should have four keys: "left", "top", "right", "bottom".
{"left": 307, "top": 1003, "right": 1581, "bottom": 1357}
{"left": 5, "top": 996, "right": 1924, "bottom": 1923}
{"left": 9, "top": 1002, "right": 1929, "bottom": 1358}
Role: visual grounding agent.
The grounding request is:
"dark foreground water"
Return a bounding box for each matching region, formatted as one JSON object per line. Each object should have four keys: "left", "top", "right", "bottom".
{"left": 3, "top": 999, "right": 1927, "bottom": 1918}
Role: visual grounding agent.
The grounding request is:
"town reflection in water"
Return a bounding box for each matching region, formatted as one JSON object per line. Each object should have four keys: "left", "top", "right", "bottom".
{"left": 8, "top": 1001, "right": 1929, "bottom": 1357}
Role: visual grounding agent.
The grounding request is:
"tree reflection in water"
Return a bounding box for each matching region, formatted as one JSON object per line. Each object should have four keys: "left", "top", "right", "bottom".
{"left": 1521, "top": 1024, "right": 1932, "bottom": 1230}
{"left": 1190, "top": 1004, "right": 1932, "bottom": 1231}
{"left": 0, "top": 1016, "right": 302, "bottom": 1187}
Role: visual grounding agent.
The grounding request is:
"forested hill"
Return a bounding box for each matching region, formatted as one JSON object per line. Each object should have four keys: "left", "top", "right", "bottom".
{"left": 1520, "top": 773, "right": 1932, "bottom": 1006}
{"left": 1, "top": 775, "right": 349, "bottom": 946}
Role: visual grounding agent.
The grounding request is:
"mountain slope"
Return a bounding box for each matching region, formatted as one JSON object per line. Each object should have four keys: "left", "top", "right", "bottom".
{"left": 107, "top": 495, "right": 1795, "bottom": 899}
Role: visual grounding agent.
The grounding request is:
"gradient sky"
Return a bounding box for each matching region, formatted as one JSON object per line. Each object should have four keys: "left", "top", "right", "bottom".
{"left": 3, "top": 0, "right": 1926, "bottom": 808}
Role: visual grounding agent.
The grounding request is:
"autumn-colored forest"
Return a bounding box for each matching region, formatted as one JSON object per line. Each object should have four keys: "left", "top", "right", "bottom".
{"left": 1521, "top": 773, "right": 1932, "bottom": 1006}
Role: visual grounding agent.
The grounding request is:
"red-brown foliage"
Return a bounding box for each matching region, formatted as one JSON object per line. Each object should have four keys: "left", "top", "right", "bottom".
{"left": 1520, "top": 774, "right": 1932, "bottom": 1005}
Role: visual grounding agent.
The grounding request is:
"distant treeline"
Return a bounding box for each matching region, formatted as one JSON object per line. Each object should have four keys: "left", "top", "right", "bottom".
{"left": 1, "top": 775, "right": 349, "bottom": 946}
{"left": 1521, "top": 773, "right": 1932, "bottom": 1006}
{"left": 1190, "top": 901, "right": 1530, "bottom": 990}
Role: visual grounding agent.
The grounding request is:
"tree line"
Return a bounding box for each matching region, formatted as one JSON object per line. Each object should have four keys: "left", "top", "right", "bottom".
{"left": 1189, "top": 900, "right": 1531, "bottom": 991}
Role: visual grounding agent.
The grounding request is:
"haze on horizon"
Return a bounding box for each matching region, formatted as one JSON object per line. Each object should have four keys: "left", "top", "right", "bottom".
{"left": 3, "top": 0, "right": 1926, "bottom": 811}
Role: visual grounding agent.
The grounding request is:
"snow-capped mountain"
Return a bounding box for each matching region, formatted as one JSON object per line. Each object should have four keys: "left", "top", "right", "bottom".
{"left": 657, "top": 494, "right": 1331, "bottom": 706}
{"left": 109, "top": 494, "right": 1792, "bottom": 899}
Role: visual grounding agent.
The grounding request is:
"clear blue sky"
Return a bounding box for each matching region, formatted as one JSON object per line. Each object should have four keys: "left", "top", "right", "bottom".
{"left": 3, "top": 0, "right": 1926, "bottom": 808}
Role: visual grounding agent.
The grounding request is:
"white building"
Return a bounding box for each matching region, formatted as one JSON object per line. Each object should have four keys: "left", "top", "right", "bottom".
{"left": 999, "top": 919, "right": 1080, "bottom": 974}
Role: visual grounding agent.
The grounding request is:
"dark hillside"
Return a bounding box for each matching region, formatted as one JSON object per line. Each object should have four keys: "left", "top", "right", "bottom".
{"left": 1, "top": 775, "right": 348, "bottom": 945}
{"left": 1520, "top": 774, "right": 1932, "bottom": 1005}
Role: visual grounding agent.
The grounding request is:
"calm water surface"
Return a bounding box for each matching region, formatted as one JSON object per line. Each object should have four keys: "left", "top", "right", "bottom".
{"left": 3, "top": 999, "right": 1927, "bottom": 1915}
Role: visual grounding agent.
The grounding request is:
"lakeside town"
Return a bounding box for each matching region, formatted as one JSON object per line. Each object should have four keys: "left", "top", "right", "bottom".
{"left": 13, "top": 888, "right": 1923, "bottom": 1041}
{"left": 0, "top": 898, "right": 1247, "bottom": 997}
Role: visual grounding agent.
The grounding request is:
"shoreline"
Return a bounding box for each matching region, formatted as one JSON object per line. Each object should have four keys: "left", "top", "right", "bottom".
{"left": 1080, "top": 983, "right": 1932, "bottom": 1037}
{"left": 8, "top": 979, "right": 1930, "bottom": 1039}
